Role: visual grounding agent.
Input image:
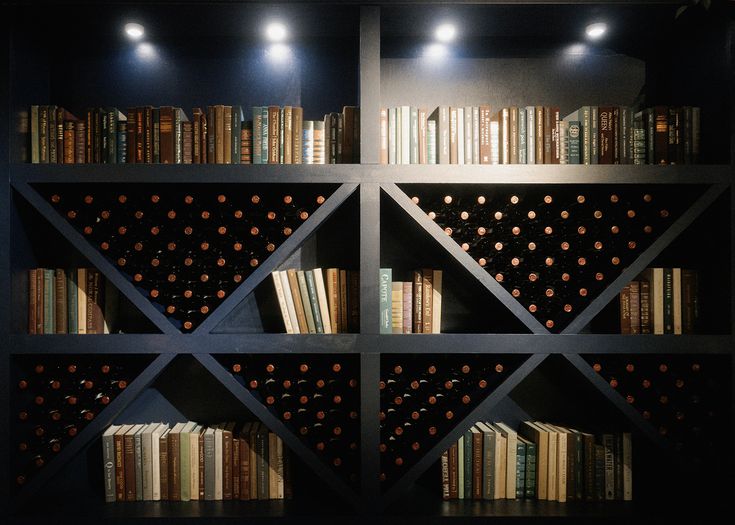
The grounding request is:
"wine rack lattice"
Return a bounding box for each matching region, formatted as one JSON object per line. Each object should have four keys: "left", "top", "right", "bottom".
{"left": 216, "top": 354, "right": 360, "bottom": 488}
{"left": 379, "top": 354, "right": 528, "bottom": 490}
{"left": 405, "top": 184, "right": 702, "bottom": 332}
{"left": 585, "top": 354, "right": 731, "bottom": 459}
{"left": 40, "top": 184, "right": 338, "bottom": 332}
{"left": 11, "top": 354, "right": 154, "bottom": 489}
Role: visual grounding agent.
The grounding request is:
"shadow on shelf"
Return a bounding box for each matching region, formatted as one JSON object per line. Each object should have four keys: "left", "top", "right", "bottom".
{"left": 213, "top": 190, "right": 360, "bottom": 334}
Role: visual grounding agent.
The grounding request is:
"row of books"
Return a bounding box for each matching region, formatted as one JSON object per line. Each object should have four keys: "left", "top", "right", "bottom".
{"left": 379, "top": 105, "right": 700, "bottom": 166}
{"left": 379, "top": 268, "right": 443, "bottom": 334}
{"left": 28, "top": 268, "right": 116, "bottom": 334}
{"left": 271, "top": 268, "right": 359, "bottom": 334}
{"left": 28, "top": 104, "right": 359, "bottom": 165}
{"left": 441, "top": 421, "right": 632, "bottom": 502}
{"left": 102, "top": 422, "right": 291, "bottom": 503}
{"left": 620, "top": 268, "right": 699, "bottom": 335}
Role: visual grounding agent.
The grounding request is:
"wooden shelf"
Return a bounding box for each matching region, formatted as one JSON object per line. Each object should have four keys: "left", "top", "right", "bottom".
{"left": 10, "top": 163, "right": 733, "bottom": 185}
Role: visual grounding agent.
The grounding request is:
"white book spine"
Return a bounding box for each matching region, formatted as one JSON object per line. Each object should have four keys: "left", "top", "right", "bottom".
{"left": 214, "top": 429, "right": 223, "bottom": 500}
{"left": 190, "top": 427, "right": 200, "bottom": 500}
{"left": 141, "top": 426, "right": 154, "bottom": 501}
{"left": 431, "top": 270, "right": 442, "bottom": 334}
{"left": 526, "top": 106, "right": 536, "bottom": 164}
{"left": 457, "top": 107, "right": 465, "bottom": 165}
{"left": 472, "top": 106, "right": 480, "bottom": 164}
{"left": 400, "top": 105, "right": 411, "bottom": 165}
{"left": 272, "top": 271, "right": 294, "bottom": 334}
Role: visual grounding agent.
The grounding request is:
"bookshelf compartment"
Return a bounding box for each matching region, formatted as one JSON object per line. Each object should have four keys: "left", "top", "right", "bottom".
{"left": 213, "top": 189, "right": 360, "bottom": 334}
{"left": 399, "top": 183, "right": 704, "bottom": 333}
{"left": 381, "top": 189, "right": 531, "bottom": 334}
{"left": 9, "top": 3, "right": 360, "bottom": 164}
{"left": 37, "top": 183, "right": 340, "bottom": 333}
{"left": 379, "top": 353, "right": 530, "bottom": 491}
{"left": 11, "top": 353, "right": 156, "bottom": 491}
{"left": 588, "top": 189, "right": 731, "bottom": 335}
{"left": 215, "top": 353, "right": 360, "bottom": 489}
{"left": 11, "top": 189, "right": 160, "bottom": 335}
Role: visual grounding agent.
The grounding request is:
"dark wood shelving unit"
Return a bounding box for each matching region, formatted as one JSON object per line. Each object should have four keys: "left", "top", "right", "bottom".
{"left": 2, "top": 1, "right": 733, "bottom": 523}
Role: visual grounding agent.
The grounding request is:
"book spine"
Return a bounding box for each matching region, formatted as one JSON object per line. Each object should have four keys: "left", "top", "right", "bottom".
{"left": 296, "top": 270, "right": 316, "bottom": 333}
{"left": 525, "top": 442, "right": 537, "bottom": 499}
{"left": 42, "top": 269, "right": 54, "bottom": 335}
{"left": 602, "top": 434, "right": 614, "bottom": 500}
{"left": 216, "top": 105, "right": 225, "bottom": 163}
{"left": 293, "top": 106, "right": 303, "bottom": 164}
{"left": 135, "top": 429, "right": 144, "bottom": 501}
{"left": 204, "top": 433, "right": 215, "bottom": 500}
{"left": 421, "top": 269, "right": 433, "bottom": 334}
{"left": 114, "top": 432, "right": 125, "bottom": 501}
{"left": 48, "top": 105, "right": 57, "bottom": 163}
{"left": 124, "top": 433, "right": 136, "bottom": 501}
{"left": 613, "top": 433, "right": 623, "bottom": 500}
{"left": 619, "top": 284, "right": 631, "bottom": 334}
{"left": 103, "top": 431, "right": 116, "bottom": 502}
{"left": 622, "top": 433, "right": 632, "bottom": 501}
{"left": 378, "top": 268, "right": 392, "bottom": 334}
{"left": 412, "top": 269, "right": 423, "bottom": 333}
{"left": 223, "top": 430, "right": 232, "bottom": 500}
{"left": 223, "top": 105, "right": 232, "bottom": 164}
{"left": 448, "top": 441, "right": 459, "bottom": 499}
{"left": 239, "top": 435, "right": 250, "bottom": 500}
{"left": 612, "top": 106, "right": 620, "bottom": 163}
{"left": 663, "top": 268, "right": 674, "bottom": 333}
{"left": 640, "top": 279, "right": 651, "bottom": 334}
{"left": 518, "top": 107, "right": 527, "bottom": 164}
{"left": 516, "top": 441, "right": 526, "bottom": 499}
{"left": 39, "top": 105, "right": 49, "bottom": 163}
{"left": 28, "top": 269, "right": 36, "bottom": 334}
{"left": 629, "top": 280, "right": 641, "bottom": 334}
{"left": 232, "top": 106, "right": 242, "bottom": 164}
{"left": 441, "top": 449, "right": 450, "bottom": 500}
{"left": 598, "top": 106, "right": 614, "bottom": 164}
{"left": 304, "top": 271, "right": 324, "bottom": 333}
{"left": 54, "top": 269, "right": 67, "bottom": 333}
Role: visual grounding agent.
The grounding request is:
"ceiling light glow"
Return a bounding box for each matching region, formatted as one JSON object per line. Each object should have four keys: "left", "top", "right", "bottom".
{"left": 435, "top": 23, "right": 456, "bottom": 43}
{"left": 585, "top": 22, "right": 607, "bottom": 40}
{"left": 424, "top": 43, "right": 449, "bottom": 59}
{"left": 265, "top": 22, "right": 288, "bottom": 42}
{"left": 124, "top": 22, "right": 145, "bottom": 40}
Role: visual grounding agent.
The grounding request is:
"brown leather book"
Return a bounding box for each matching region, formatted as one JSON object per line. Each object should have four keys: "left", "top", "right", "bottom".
{"left": 74, "top": 121, "right": 86, "bottom": 164}
{"left": 35, "top": 268, "right": 44, "bottom": 334}
{"left": 267, "top": 106, "right": 280, "bottom": 163}
{"left": 192, "top": 108, "right": 202, "bottom": 163}
{"left": 471, "top": 426, "right": 483, "bottom": 499}
{"left": 215, "top": 105, "right": 225, "bottom": 163}
{"left": 206, "top": 106, "right": 215, "bottom": 163}
{"left": 448, "top": 441, "right": 459, "bottom": 499}
{"left": 144, "top": 106, "right": 153, "bottom": 163}
{"left": 123, "top": 426, "right": 139, "bottom": 501}
{"left": 232, "top": 436, "right": 240, "bottom": 499}
{"left": 63, "top": 121, "right": 75, "bottom": 163}
{"left": 114, "top": 425, "right": 129, "bottom": 501}
{"left": 241, "top": 125, "right": 252, "bottom": 164}
{"left": 134, "top": 107, "right": 144, "bottom": 163}
{"left": 550, "top": 107, "right": 560, "bottom": 164}
{"left": 619, "top": 284, "right": 631, "bottom": 334}
{"left": 182, "top": 121, "right": 193, "bottom": 164}
{"left": 222, "top": 423, "right": 233, "bottom": 499}
{"left": 239, "top": 424, "right": 251, "bottom": 500}
{"left": 159, "top": 106, "right": 175, "bottom": 164}
{"left": 159, "top": 429, "right": 170, "bottom": 501}
{"left": 341, "top": 106, "right": 355, "bottom": 164}
{"left": 168, "top": 423, "right": 183, "bottom": 501}
{"left": 325, "top": 268, "right": 340, "bottom": 333}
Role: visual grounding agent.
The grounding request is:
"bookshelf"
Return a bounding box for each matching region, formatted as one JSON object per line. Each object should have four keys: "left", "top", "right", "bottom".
{"left": 2, "top": 1, "right": 733, "bottom": 523}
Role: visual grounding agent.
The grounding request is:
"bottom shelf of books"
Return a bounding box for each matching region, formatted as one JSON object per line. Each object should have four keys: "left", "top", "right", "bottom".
{"left": 11, "top": 354, "right": 359, "bottom": 517}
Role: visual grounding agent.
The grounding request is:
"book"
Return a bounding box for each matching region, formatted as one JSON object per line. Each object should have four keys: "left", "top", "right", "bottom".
{"left": 124, "top": 424, "right": 145, "bottom": 501}
{"left": 296, "top": 270, "right": 317, "bottom": 333}
{"left": 379, "top": 268, "right": 392, "bottom": 334}
{"left": 152, "top": 423, "right": 168, "bottom": 501}
{"left": 272, "top": 271, "right": 294, "bottom": 334}
{"left": 168, "top": 422, "right": 185, "bottom": 501}
{"left": 391, "top": 281, "right": 403, "bottom": 334}
{"left": 159, "top": 428, "right": 171, "bottom": 501}
{"left": 313, "top": 268, "right": 333, "bottom": 334}
{"left": 102, "top": 425, "right": 121, "bottom": 503}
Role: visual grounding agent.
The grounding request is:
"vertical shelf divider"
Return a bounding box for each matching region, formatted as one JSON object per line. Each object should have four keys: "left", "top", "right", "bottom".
{"left": 359, "top": 5, "right": 380, "bottom": 165}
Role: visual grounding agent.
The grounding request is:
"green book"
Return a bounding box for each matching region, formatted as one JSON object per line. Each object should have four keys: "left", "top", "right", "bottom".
{"left": 463, "top": 428, "right": 473, "bottom": 499}
{"left": 180, "top": 421, "right": 197, "bottom": 501}
{"left": 475, "top": 422, "right": 495, "bottom": 500}
{"left": 591, "top": 106, "right": 599, "bottom": 164}
{"left": 304, "top": 270, "right": 324, "bottom": 333}
{"left": 516, "top": 439, "right": 526, "bottom": 499}
{"left": 66, "top": 269, "right": 77, "bottom": 334}
{"left": 296, "top": 270, "right": 316, "bottom": 334}
{"left": 43, "top": 269, "right": 55, "bottom": 334}
{"left": 252, "top": 106, "right": 262, "bottom": 164}
{"left": 379, "top": 268, "right": 392, "bottom": 334}
{"left": 519, "top": 435, "right": 536, "bottom": 498}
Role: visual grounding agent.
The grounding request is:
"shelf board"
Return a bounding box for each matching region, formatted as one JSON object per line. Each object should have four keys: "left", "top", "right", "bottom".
{"left": 14, "top": 498, "right": 352, "bottom": 520}
{"left": 10, "top": 163, "right": 733, "bottom": 185}
{"left": 9, "top": 333, "right": 732, "bottom": 355}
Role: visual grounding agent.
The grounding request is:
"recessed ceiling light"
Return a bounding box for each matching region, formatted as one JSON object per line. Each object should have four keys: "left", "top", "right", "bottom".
{"left": 124, "top": 22, "right": 145, "bottom": 41}
{"left": 585, "top": 22, "right": 607, "bottom": 40}
{"left": 265, "top": 22, "right": 288, "bottom": 42}
{"left": 435, "top": 23, "right": 456, "bottom": 43}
